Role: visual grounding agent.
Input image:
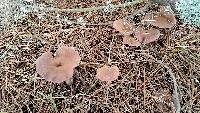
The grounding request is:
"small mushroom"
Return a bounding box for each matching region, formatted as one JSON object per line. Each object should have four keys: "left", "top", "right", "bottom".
{"left": 123, "top": 35, "right": 141, "bottom": 47}
{"left": 96, "top": 65, "right": 119, "bottom": 83}
{"left": 35, "top": 46, "right": 81, "bottom": 83}
{"left": 113, "top": 19, "right": 136, "bottom": 35}
{"left": 143, "top": 6, "right": 176, "bottom": 28}
{"left": 135, "top": 27, "right": 160, "bottom": 44}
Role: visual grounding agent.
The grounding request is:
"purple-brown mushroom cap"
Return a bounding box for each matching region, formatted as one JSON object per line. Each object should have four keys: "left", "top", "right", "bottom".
{"left": 55, "top": 46, "right": 81, "bottom": 68}
{"left": 96, "top": 65, "right": 120, "bottom": 82}
{"left": 36, "top": 46, "right": 81, "bottom": 83}
{"left": 135, "top": 27, "right": 160, "bottom": 44}
{"left": 123, "top": 35, "right": 141, "bottom": 47}
{"left": 113, "top": 19, "right": 136, "bottom": 35}
{"left": 143, "top": 6, "right": 176, "bottom": 28}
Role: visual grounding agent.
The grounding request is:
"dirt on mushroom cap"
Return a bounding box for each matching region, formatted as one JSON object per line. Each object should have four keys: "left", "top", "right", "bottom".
{"left": 143, "top": 6, "right": 176, "bottom": 28}
{"left": 113, "top": 19, "right": 135, "bottom": 35}
{"left": 135, "top": 27, "right": 160, "bottom": 44}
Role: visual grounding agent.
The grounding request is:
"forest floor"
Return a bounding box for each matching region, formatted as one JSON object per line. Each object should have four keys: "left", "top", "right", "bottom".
{"left": 0, "top": 0, "right": 200, "bottom": 113}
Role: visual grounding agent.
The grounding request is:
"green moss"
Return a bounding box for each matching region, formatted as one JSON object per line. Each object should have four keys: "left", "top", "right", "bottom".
{"left": 176, "top": 0, "right": 200, "bottom": 27}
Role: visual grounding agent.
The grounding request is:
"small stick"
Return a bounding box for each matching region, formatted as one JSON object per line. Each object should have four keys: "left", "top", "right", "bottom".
{"left": 142, "top": 53, "right": 181, "bottom": 113}
{"left": 42, "top": 0, "right": 144, "bottom": 12}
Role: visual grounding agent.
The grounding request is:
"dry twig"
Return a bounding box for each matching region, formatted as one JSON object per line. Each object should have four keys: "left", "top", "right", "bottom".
{"left": 143, "top": 54, "right": 181, "bottom": 113}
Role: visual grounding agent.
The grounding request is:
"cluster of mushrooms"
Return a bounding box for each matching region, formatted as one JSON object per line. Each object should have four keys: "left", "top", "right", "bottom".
{"left": 36, "top": 6, "right": 176, "bottom": 84}
{"left": 114, "top": 6, "right": 176, "bottom": 46}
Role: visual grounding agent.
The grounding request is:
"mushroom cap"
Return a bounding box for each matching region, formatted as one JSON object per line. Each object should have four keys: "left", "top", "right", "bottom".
{"left": 96, "top": 65, "right": 119, "bottom": 82}
{"left": 35, "top": 46, "right": 81, "bottom": 83}
{"left": 123, "top": 35, "right": 141, "bottom": 47}
{"left": 144, "top": 7, "right": 176, "bottom": 28}
{"left": 55, "top": 46, "right": 81, "bottom": 68}
{"left": 113, "top": 19, "right": 135, "bottom": 35}
{"left": 135, "top": 27, "right": 160, "bottom": 44}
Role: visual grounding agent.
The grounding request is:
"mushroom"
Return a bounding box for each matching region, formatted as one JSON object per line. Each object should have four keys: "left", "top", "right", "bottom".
{"left": 135, "top": 27, "right": 160, "bottom": 44}
{"left": 143, "top": 6, "right": 176, "bottom": 28}
{"left": 113, "top": 19, "right": 136, "bottom": 35}
{"left": 123, "top": 35, "right": 141, "bottom": 47}
{"left": 35, "top": 46, "right": 81, "bottom": 83}
{"left": 96, "top": 65, "right": 119, "bottom": 83}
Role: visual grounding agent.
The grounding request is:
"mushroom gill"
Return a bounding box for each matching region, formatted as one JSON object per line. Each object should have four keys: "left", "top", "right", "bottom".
{"left": 123, "top": 35, "right": 141, "bottom": 47}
